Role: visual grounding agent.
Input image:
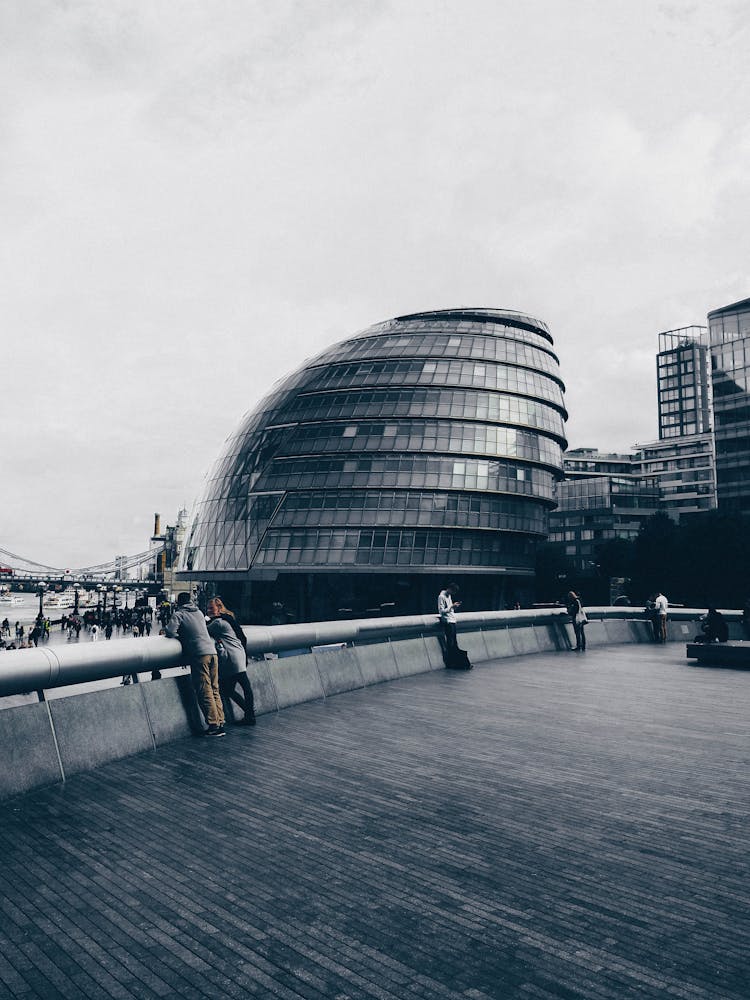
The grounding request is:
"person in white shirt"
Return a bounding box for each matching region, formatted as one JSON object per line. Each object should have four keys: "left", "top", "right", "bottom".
{"left": 438, "top": 584, "right": 461, "bottom": 652}
{"left": 654, "top": 592, "right": 668, "bottom": 642}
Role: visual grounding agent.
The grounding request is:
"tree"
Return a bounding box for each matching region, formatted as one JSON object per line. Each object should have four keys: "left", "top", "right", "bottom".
{"left": 534, "top": 543, "right": 575, "bottom": 603}
{"left": 630, "top": 510, "right": 750, "bottom": 608}
{"left": 630, "top": 512, "right": 682, "bottom": 603}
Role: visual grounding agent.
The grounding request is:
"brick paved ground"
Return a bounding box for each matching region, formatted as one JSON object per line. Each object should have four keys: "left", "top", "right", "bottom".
{"left": 0, "top": 643, "right": 748, "bottom": 999}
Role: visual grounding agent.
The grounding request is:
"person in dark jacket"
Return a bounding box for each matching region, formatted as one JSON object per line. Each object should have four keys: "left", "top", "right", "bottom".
{"left": 166, "top": 592, "right": 225, "bottom": 736}
{"left": 697, "top": 608, "right": 729, "bottom": 643}
{"left": 566, "top": 590, "right": 587, "bottom": 651}
{"left": 207, "top": 597, "right": 256, "bottom": 726}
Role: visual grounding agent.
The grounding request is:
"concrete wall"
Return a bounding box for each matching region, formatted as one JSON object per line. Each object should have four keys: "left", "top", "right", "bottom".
{"left": 0, "top": 618, "right": 688, "bottom": 803}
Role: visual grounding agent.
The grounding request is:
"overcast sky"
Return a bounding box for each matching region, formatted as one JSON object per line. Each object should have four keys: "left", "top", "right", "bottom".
{"left": 2, "top": 0, "right": 749, "bottom": 568}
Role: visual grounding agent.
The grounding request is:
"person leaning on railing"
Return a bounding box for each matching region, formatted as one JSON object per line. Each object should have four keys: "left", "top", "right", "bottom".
{"left": 566, "top": 591, "right": 587, "bottom": 652}
{"left": 165, "top": 592, "right": 226, "bottom": 737}
{"left": 437, "top": 584, "right": 461, "bottom": 652}
{"left": 206, "top": 596, "right": 256, "bottom": 726}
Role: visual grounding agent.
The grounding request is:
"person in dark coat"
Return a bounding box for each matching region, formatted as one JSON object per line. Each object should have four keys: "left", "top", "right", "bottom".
{"left": 166, "top": 592, "right": 225, "bottom": 736}
{"left": 566, "top": 590, "right": 587, "bottom": 651}
{"left": 697, "top": 608, "right": 729, "bottom": 643}
{"left": 207, "top": 597, "right": 256, "bottom": 726}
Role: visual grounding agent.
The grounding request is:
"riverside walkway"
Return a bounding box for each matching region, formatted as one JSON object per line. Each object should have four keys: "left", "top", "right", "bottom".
{"left": 0, "top": 643, "right": 747, "bottom": 1000}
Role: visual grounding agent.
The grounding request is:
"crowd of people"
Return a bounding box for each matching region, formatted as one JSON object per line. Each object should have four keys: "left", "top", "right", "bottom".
{"left": 1, "top": 616, "right": 52, "bottom": 650}
{"left": 0, "top": 604, "right": 159, "bottom": 651}
{"left": 1, "top": 592, "right": 259, "bottom": 740}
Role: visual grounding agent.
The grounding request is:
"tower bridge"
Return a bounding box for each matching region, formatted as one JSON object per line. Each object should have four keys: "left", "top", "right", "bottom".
{"left": 0, "top": 542, "right": 167, "bottom": 590}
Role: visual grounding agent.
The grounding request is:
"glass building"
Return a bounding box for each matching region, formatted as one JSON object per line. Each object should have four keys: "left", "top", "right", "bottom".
{"left": 633, "top": 436, "right": 716, "bottom": 516}
{"left": 548, "top": 475, "right": 661, "bottom": 572}
{"left": 180, "top": 308, "right": 568, "bottom": 621}
{"left": 656, "top": 327, "right": 712, "bottom": 439}
{"left": 708, "top": 296, "right": 750, "bottom": 513}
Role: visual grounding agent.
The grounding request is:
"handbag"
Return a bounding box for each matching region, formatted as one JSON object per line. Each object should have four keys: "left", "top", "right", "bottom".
{"left": 575, "top": 608, "right": 587, "bottom": 625}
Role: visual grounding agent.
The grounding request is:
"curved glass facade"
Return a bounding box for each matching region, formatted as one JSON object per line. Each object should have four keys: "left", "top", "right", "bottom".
{"left": 181, "top": 308, "right": 567, "bottom": 619}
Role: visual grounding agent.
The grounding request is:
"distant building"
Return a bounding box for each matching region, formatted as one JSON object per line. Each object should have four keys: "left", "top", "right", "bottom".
{"left": 548, "top": 473, "right": 660, "bottom": 573}
{"left": 553, "top": 319, "right": 718, "bottom": 572}
{"left": 707, "top": 296, "right": 750, "bottom": 513}
{"left": 179, "top": 308, "right": 568, "bottom": 620}
{"left": 551, "top": 449, "right": 660, "bottom": 576}
{"left": 656, "top": 327, "right": 712, "bottom": 439}
{"left": 150, "top": 509, "right": 190, "bottom": 599}
{"left": 553, "top": 427, "right": 717, "bottom": 577}
{"left": 632, "top": 435, "right": 716, "bottom": 517}
{"left": 563, "top": 448, "right": 632, "bottom": 479}
{"left": 561, "top": 435, "right": 716, "bottom": 524}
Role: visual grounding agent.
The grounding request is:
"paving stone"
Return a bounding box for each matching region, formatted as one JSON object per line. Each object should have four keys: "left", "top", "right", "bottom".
{"left": 0, "top": 644, "right": 748, "bottom": 999}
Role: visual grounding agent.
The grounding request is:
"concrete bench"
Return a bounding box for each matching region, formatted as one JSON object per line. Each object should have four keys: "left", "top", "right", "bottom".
{"left": 686, "top": 641, "right": 750, "bottom": 667}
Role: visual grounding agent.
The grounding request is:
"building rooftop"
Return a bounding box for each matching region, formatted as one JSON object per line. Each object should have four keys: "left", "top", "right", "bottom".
{"left": 1, "top": 645, "right": 747, "bottom": 999}
{"left": 707, "top": 296, "right": 750, "bottom": 318}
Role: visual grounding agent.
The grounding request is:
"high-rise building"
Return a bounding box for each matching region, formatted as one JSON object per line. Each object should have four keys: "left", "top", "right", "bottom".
{"left": 656, "top": 327, "right": 712, "bottom": 440}
{"left": 180, "top": 308, "right": 568, "bottom": 620}
{"left": 707, "top": 296, "right": 750, "bottom": 513}
{"left": 546, "top": 320, "right": 720, "bottom": 597}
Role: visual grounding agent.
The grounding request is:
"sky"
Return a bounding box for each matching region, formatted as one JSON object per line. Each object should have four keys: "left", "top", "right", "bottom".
{"left": 2, "top": 0, "right": 749, "bottom": 568}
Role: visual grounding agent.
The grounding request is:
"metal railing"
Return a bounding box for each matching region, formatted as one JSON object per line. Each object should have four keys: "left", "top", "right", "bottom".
{"left": 0, "top": 605, "right": 736, "bottom": 700}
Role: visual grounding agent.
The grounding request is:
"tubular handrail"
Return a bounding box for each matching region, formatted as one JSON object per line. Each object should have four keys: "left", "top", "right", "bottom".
{"left": 0, "top": 605, "right": 738, "bottom": 699}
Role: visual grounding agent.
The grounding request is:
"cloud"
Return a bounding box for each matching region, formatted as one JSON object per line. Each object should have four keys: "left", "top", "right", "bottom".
{"left": 2, "top": 0, "right": 750, "bottom": 565}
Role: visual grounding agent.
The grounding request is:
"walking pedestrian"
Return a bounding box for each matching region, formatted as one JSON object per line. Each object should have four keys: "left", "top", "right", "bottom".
{"left": 166, "top": 592, "right": 225, "bottom": 737}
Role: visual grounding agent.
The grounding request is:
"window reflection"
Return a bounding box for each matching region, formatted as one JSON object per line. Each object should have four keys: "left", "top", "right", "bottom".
{"left": 183, "top": 308, "right": 567, "bottom": 576}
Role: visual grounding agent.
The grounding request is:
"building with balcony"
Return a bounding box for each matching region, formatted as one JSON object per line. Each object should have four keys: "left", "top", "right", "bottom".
{"left": 633, "top": 434, "right": 716, "bottom": 517}
{"left": 551, "top": 433, "right": 716, "bottom": 593}
{"left": 180, "top": 308, "right": 568, "bottom": 620}
{"left": 548, "top": 474, "right": 661, "bottom": 574}
{"left": 656, "top": 327, "right": 712, "bottom": 439}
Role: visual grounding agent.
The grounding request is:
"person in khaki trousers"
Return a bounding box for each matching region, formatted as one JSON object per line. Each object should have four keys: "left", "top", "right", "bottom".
{"left": 166, "top": 592, "right": 225, "bottom": 737}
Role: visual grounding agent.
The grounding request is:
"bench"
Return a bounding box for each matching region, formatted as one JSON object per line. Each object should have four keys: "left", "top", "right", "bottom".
{"left": 686, "top": 641, "right": 750, "bottom": 667}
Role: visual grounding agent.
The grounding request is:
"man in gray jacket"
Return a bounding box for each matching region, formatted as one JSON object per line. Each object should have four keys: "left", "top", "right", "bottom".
{"left": 166, "top": 592, "right": 225, "bottom": 737}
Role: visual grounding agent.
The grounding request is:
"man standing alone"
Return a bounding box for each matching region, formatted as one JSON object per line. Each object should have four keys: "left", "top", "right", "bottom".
{"left": 438, "top": 584, "right": 461, "bottom": 653}
{"left": 166, "top": 592, "right": 225, "bottom": 737}
{"left": 654, "top": 591, "right": 669, "bottom": 643}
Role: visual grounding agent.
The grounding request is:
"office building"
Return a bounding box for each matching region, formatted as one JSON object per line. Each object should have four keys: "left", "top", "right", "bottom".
{"left": 180, "top": 308, "right": 568, "bottom": 620}
{"left": 656, "top": 327, "right": 711, "bottom": 439}
{"left": 707, "top": 296, "right": 750, "bottom": 513}
{"left": 552, "top": 427, "right": 717, "bottom": 580}
{"left": 633, "top": 435, "right": 716, "bottom": 516}
{"left": 548, "top": 474, "right": 660, "bottom": 573}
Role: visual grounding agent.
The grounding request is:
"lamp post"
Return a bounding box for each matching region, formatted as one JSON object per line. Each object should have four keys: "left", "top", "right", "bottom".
{"left": 73, "top": 581, "right": 81, "bottom": 615}
{"left": 37, "top": 581, "right": 46, "bottom": 616}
